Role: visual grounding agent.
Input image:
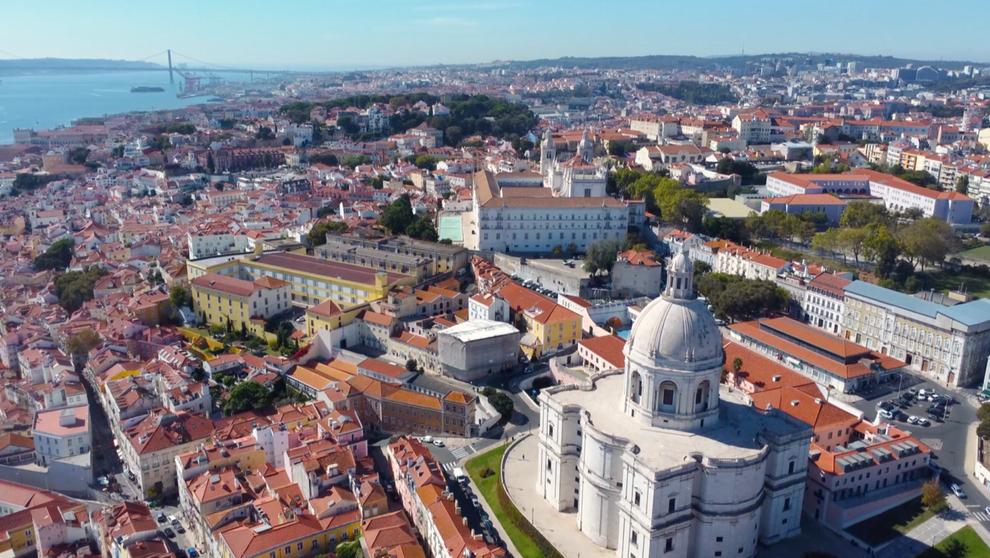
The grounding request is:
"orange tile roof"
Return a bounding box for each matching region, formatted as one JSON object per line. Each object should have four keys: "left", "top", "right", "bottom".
{"left": 579, "top": 335, "right": 625, "bottom": 369}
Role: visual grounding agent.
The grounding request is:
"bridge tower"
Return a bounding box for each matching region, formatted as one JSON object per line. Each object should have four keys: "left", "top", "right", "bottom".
{"left": 167, "top": 49, "right": 174, "bottom": 84}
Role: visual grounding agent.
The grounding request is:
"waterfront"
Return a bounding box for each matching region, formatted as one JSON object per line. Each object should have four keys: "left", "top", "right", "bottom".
{"left": 0, "top": 71, "right": 212, "bottom": 143}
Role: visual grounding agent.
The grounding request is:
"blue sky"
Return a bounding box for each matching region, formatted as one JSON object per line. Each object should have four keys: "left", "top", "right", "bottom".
{"left": 2, "top": 0, "right": 988, "bottom": 69}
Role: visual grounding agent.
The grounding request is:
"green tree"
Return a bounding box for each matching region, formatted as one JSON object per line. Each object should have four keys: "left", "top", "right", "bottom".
{"left": 333, "top": 540, "right": 362, "bottom": 558}
{"left": 66, "top": 329, "right": 102, "bottom": 357}
{"left": 654, "top": 177, "right": 706, "bottom": 230}
{"left": 340, "top": 154, "right": 371, "bottom": 169}
{"left": 68, "top": 147, "right": 90, "bottom": 165}
{"left": 34, "top": 238, "right": 75, "bottom": 271}
{"left": 978, "top": 404, "right": 990, "bottom": 423}
{"left": 583, "top": 239, "right": 621, "bottom": 276}
{"left": 956, "top": 175, "right": 971, "bottom": 194}
{"left": 380, "top": 195, "right": 416, "bottom": 235}
{"left": 169, "top": 285, "right": 193, "bottom": 309}
{"left": 978, "top": 419, "right": 990, "bottom": 441}
{"left": 405, "top": 214, "right": 438, "bottom": 241}
{"left": 840, "top": 201, "right": 892, "bottom": 229}
{"left": 255, "top": 126, "right": 274, "bottom": 140}
{"left": 899, "top": 218, "right": 957, "bottom": 270}
{"left": 412, "top": 154, "right": 440, "bottom": 170}
{"left": 921, "top": 479, "right": 946, "bottom": 512}
{"left": 862, "top": 224, "right": 900, "bottom": 277}
{"left": 696, "top": 273, "right": 788, "bottom": 321}
{"left": 732, "top": 357, "right": 743, "bottom": 373}
{"left": 487, "top": 391, "right": 515, "bottom": 423}
{"left": 308, "top": 220, "right": 349, "bottom": 246}
{"left": 223, "top": 381, "right": 272, "bottom": 415}
{"left": 53, "top": 266, "right": 107, "bottom": 313}
{"left": 837, "top": 227, "right": 871, "bottom": 266}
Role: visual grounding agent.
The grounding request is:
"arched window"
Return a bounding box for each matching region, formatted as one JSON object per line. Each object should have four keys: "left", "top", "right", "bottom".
{"left": 657, "top": 381, "right": 677, "bottom": 413}
{"left": 695, "top": 381, "right": 710, "bottom": 412}
{"left": 630, "top": 371, "right": 643, "bottom": 404}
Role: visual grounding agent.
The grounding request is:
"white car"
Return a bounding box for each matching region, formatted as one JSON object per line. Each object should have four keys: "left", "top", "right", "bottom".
{"left": 907, "top": 416, "right": 919, "bottom": 424}
{"left": 433, "top": 439, "right": 445, "bottom": 448}
{"left": 951, "top": 484, "right": 966, "bottom": 498}
{"left": 879, "top": 409, "right": 895, "bottom": 420}
{"left": 917, "top": 418, "right": 930, "bottom": 427}
{"left": 420, "top": 435, "right": 434, "bottom": 444}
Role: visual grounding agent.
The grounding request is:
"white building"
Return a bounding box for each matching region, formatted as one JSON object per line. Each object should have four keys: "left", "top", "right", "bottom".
{"left": 32, "top": 405, "right": 91, "bottom": 466}
{"left": 803, "top": 273, "right": 851, "bottom": 335}
{"left": 466, "top": 171, "right": 627, "bottom": 254}
{"left": 536, "top": 253, "right": 811, "bottom": 557}
{"left": 843, "top": 280, "right": 990, "bottom": 387}
{"left": 765, "top": 170, "right": 974, "bottom": 225}
{"left": 187, "top": 232, "right": 251, "bottom": 260}
{"left": 540, "top": 129, "right": 608, "bottom": 198}
{"left": 732, "top": 110, "right": 773, "bottom": 145}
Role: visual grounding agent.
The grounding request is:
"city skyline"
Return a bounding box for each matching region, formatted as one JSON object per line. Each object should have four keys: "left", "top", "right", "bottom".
{"left": 1, "top": 0, "right": 988, "bottom": 70}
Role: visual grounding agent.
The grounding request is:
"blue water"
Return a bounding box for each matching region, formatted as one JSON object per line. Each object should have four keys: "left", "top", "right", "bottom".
{"left": 0, "top": 71, "right": 227, "bottom": 143}
{"left": 616, "top": 327, "right": 631, "bottom": 340}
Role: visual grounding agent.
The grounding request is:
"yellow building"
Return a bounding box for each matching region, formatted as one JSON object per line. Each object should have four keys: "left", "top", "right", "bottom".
{"left": 191, "top": 272, "right": 291, "bottom": 337}
{"left": 304, "top": 300, "right": 367, "bottom": 338}
{"left": 498, "top": 282, "right": 582, "bottom": 359}
{"left": 187, "top": 252, "right": 414, "bottom": 309}
{"left": 218, "top": 513, "right": 361, "bottom": 558}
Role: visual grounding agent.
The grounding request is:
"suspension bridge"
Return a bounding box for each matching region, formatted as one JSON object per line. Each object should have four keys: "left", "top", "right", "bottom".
{"left": 0, "top": 49, "right": 311, "bottom": 94}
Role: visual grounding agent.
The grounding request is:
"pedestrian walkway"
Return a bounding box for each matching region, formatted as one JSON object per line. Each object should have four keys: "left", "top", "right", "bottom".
{"left": 450, "top": 443, "right": 479, "bottom": 461}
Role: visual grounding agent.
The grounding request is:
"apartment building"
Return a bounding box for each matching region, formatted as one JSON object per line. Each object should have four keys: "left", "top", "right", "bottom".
{"left": 765, "top": 170, "right": 974, "bottom": 225}
{"left": 496, "top": 281, "right": 582, "bottom": 359}
{"left": 190, "top": 252, "right": 415, "bottom": 308}
{"left": 843, "top": 280, "right": 990, "bottom": 386}
{"left": 32, "top": 405, "right": 91, "bottom": 467}
{"left": 315, "top": 235, "right": 469, "bottom": 277}
{"left": 803, "top": 273, "right": 851, "bottom": 335}
{"left": 386, "top": 437, "right": 505, "bottom": 558}
{"left": 121, "top": 410, "right": 214, "bottom": 498}
{"left": 191, "top": 273, "right": 291, "bottom": 336}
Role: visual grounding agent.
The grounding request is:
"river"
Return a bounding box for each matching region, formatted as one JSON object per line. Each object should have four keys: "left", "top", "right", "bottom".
{"left": 0, "top": 70, "right": 229, "bottom": 144}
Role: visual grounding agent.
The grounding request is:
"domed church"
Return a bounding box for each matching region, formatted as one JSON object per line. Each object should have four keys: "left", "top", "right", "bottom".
{"left": 536, "top": 251, "right": 812, "bottom": 558}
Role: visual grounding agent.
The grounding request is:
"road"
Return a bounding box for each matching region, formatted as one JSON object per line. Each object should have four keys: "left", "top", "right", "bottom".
{"left": 844, "top": 372, "right": 990, "bottom": 525}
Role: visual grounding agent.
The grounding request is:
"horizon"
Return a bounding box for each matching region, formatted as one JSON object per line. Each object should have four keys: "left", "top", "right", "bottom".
{"left": 1, "top": 0, "right": 988, "bottom": 69}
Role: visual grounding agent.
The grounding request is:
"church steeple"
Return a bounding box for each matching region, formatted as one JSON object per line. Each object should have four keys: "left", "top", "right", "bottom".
{"left": 539, "top": 128, "right": 555, "bottom": 176}
{"left": 577, "top": 128, "right": 593, "bottom": 163}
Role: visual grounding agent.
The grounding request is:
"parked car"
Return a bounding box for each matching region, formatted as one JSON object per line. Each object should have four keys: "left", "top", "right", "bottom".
{"left": 907, "top": 416, "right": 919, "bottom": 424}
{"left": 156, "top": 513, "right": 167, "bottom": 523}
{"left": 917, "top": 418, "right": 930, "bottom": 427}
{"left": 951, "top": 484, "right": 966, "bottom": 498}
{"left": 163, "top": 528, "right": 176, "bottom": 538}
{"left": 187, "top": 549, "right": 199, "bottom": 558}
{"left": 879, "top": 409, "right": 895, "bottom": 420}
{"left": 176, "top": 525, "right": 186, "bottom": 534}
{"left": 433, "top": 439, "right": 445, "bottom": 448}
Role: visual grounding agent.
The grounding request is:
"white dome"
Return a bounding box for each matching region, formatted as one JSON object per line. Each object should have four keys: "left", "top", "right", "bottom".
{"left": 626, "top": 296, "right": 722, "bottom": 367}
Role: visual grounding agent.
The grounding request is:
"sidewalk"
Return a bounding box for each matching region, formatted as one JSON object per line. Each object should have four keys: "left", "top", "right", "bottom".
{"left": 960, "top": 417, "right": 990, "bottom": 544}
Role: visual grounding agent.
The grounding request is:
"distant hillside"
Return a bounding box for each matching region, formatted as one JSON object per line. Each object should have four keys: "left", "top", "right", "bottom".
{"left": 0, "top": 58, "right": 164, "bottom": 75}
{"left": 492, "top": 52, "right": 986, "bottom": 71}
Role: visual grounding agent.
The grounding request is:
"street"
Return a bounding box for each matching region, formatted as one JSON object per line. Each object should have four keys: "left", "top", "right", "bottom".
{"left": 843, "top": 372, "right": 990, "bottom": 525}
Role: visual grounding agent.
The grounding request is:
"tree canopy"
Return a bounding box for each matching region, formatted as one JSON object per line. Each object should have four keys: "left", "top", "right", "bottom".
{"left": 637, "top": 81, "right": 738, "bottom": 105}
{"left": 34, "top": 238, "right": 75, "bottom": 271}
{"left": 223, "top": 381, "right": 272, "bottom": 415}
{"left": 54, "top": 266, "right": 107, "bottom": 314}
{"left": 380, "top": 196, "right": 416, "bottom": 235}
{"left": 583, "top": 239, "right": 622, "bottom": 276}
{"left": 695, "top": 273, "right": 789, "bottom": 322}
{"left": 308, "top": 220, "right": 349, "bottom": 246}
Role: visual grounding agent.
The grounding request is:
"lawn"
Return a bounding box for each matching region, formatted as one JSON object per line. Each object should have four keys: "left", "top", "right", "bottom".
{"left": 916, "top": 526, "right": 990, "bottom": 558}
{"left": 925, "top": 268, "right": 990, "bottom": 298}
{"left": 957, "top": 245, "right": 990, "bottom": 265}
{"left": 846, "top": 496, "right": 935, "bottom": 546}
{"left": 465, "top": 443, "right": 549, "bottom": 558}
